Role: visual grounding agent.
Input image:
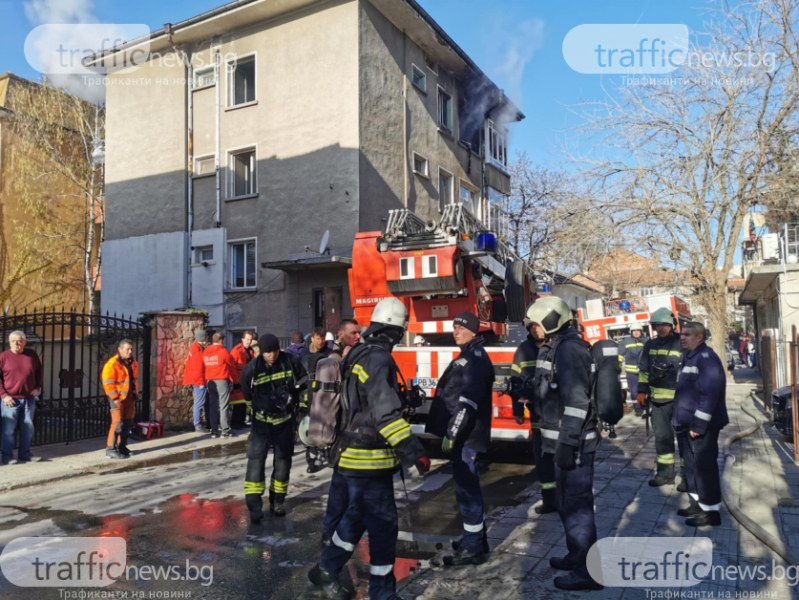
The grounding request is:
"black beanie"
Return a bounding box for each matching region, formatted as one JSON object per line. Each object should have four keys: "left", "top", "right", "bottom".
{"left": 259, "top": 333, "right": 280, "bottom": 352}
{"left": 453, "top": 311, "right": 480, "bottom": 334}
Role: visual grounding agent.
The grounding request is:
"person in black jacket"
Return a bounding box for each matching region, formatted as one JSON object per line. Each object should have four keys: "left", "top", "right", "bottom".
{"left": 426, "top": 311, "right": 495, "bottom": 566}
{"left": 241, "top": 333, "right": 306, "bottom": 522}
{"left": 527, "top": 296, "right": 603, "bottom": 591}
{"left": 308, "top": 298, "right": 429, "bottom": 600}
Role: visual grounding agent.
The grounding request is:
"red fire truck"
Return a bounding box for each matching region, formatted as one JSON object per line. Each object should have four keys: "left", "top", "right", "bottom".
{"left": 577, "top": 293, "right": 693, "bottom": 345}
{"left": 347, "top": 204, "right": 536, "bottom": 442}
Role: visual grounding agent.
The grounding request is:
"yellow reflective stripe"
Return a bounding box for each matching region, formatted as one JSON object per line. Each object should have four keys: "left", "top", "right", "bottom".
{"left": 270, "top": 478, "right": 289, "bottom": 494}
{"left": 624, "top": 366, "right": 639, "bottom": 372}
{"left": 511, "top": 363, "right": 522, "bottom": 373}
{"left": 657, "top": 453, "right": 675, "bottom": 465}
{"left": 530, "top": 422, "right": 540, "bottom": 429}
{"left": 541, "top": 481, "right": 557, "bottom": 490}
{"left": 519, "top": 361, "right": 536, "bottom": 369}
{"left": 639, "top": 373, "right": 649, "bottom": 383}
{"left": 254, "top": 370, "right": 292, "bottom": 385}
{"left": 339, "top": 448, "right": 398, "bottom": 470}
{"left": 244, "top": 481, "right": 266, "bottom": 495}
{"left": 651, "top": 388, "right": 675, "bottom": 400}
{"left": 253, "top": 412, "right": 292, "bottom": 426}
{"left": 229, "top": 399, "right": 246, "bottom": 405}
{"left": 651, "top": 349, "right": 681, "bottom": 357}
{"left": 351, "top": 364, "right": 369, "bottom": 383}
{"left": 379, "top": 419, "right": 412, "bottom": 446}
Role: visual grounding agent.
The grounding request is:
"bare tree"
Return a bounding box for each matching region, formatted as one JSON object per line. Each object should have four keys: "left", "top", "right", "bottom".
{"left": 576, "top": 0, "right": 799, "bottom": 356}
{"left": 0, "top": 78, "right": 104, "bottom": 313}
{"left": 506, "top": 153, "right": 616, "bottom": 274}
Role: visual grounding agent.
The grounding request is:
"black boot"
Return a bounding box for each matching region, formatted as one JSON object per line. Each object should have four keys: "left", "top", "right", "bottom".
{"left": 554, "top": 571, "right": 603, "bottom": 591}
{"left": 677, "top": 498, "right": 701, "bottom": 517}
{"left": 246, "top": 493, "right": 264, "bottom": 524}
{"left": 451, "top": 533, "right": 489, "bottom": 554}
{"left": 549, "top": 555, "right": 577, "bottom": 571}
{"left": 442, "top": 547, "right": 487, "bottom": 566}
{"left": 308, "top": 564, "right": 352, "bottom": 600}
{"left": 270, "top": 491, "right": 287, "bottom": 516}
{"left": 649, "top": 463, "right": 675, "bottom": 487}
{"left": 676, "top": 478, "right": 688, "bottom": 493}
{"left": 535, "top": 488, "right": 559, "bottom": 514}
{"left": 685, "top": 510, "right": 721, "bottom": 527}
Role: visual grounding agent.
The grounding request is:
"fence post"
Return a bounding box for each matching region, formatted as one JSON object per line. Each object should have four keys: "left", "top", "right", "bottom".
{"left": 141, "top": 318, "right": 152, "bottom": 421}
{"left": 67, "top": 312, "right": 77, "bottom": 444}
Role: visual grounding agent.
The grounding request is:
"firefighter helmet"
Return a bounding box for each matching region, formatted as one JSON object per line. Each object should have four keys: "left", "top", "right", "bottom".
{"left": 630, "top": 324, "right": 643, "bottom": 332}
{"left": 370, "top": 298, "right": 408, "bottom": 331}
{"left": 650, "top": 308, "right": 676, "bottom": 326}
{"left": 297, "top": 415, "right": 311, "bottom": 447}
{"left": 524, "top": 296, "right": 572, "bottom": 336}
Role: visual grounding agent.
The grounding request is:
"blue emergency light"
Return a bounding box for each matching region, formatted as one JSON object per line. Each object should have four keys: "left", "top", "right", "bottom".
{"left": 475, "top": 231, "right": 498, "bottom": 253}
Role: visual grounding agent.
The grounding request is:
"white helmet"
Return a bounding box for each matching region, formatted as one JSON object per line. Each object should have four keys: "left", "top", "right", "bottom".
{"left": 325, "top": 331, "right": 335, "bottom": 342}
{"left": 525, "top": 296, "right": 572, "bottom": 336}
{"left": 630, "top": 324, "right": 643, "bottom": 332}
{"left": 370, "top": 298, "right": 408, "bottom": 331}
{"left": 297, "top": 415, "right": 311, "bottom": 447}
{"left": 413, "top": 335, "right": 426, "bottom": 345}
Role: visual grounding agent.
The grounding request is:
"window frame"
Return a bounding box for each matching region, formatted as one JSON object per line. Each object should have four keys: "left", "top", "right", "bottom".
{"left": 437, "top": 86, "right": 453, "bottom": 134}
{"left": 228, "top": 237, "right": 257, "bottom": 291}
{"left": 486, "top": 119, "right": 508, "bottom": 168}
{"left": 421, "top": 255, "right": 438, "bottom": 278}
{"left": 412, "top": 152, "right": 429, "bottom": 178}
{"left": 399, "top": 257, "right": 416, "bottom": 280}
{"left": 193, "top": 245, "right": 214, "bottom": 265}
{"left": 226, "top": 145, "right": 258, "bottom": 200}
{"left": 193, "top": 66, "right": 216, "bottom": 90}
{"left": 438, "top": 168, "right": 454, "bottom": 211}
{"left": 226, "top": 53, "right": 257, "bottom": 109}
{"left": 411, "top": 63, "right": 427, "bottom": 93}
{"left": 459, "top": 181, "right": 478, "bottom": 212}
{"left": 193, "top": 154, "right": 216, "bottom": 178}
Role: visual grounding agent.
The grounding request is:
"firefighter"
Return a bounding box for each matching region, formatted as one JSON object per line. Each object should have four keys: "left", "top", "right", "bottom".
{"left": 102, "top": 339, "right": 139, "bottom": 460}
{"left": 527, "top": 296, "right": 602, "bottom": 591}
{"left": 673, "top": 322, "right": 728, "bottom": 527}
{"left": 229, "top": 330, "right": 256, "bottom": 428}
{"left": 427, "top": 311, "right": 494, "bottom": 566}
{"left": 637, "top": 308, "right": 684, "bottom": 487}
{"left": 308, "top": 298, "right": 429, "bottom": 600}
{"left": 510, "top": 317, "right": 557, "bottom": 514}
{"left": 241, "top": 333, "right": 306, "bottom": 522}
{"left": 619, "top": 324, "right": 647, "bottom": 416}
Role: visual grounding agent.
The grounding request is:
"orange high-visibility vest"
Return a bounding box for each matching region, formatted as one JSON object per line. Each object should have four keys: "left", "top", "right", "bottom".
{"left": 102, "top": 355, "right": 139, "bottom": 403}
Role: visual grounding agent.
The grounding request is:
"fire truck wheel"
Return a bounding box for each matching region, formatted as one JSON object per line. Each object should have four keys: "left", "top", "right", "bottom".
{"left": 504, "top": 260, "right": 528, "bottom": 322}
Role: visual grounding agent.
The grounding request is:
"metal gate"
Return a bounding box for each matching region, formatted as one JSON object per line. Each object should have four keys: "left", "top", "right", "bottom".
{"left": 0, "top": 309, "right": 151, "bottom": 445}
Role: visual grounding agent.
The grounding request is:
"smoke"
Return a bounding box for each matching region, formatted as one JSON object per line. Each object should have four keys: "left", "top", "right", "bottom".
{"left": 24, "top": 0, "right": 98, "bottom": 25}
{"left": 489, "top": 18, "right": 544, "bottom": 116}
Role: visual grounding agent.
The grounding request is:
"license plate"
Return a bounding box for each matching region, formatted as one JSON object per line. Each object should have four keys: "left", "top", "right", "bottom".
{"left": 414, "top": 377, "right": 438, "bottom": 389}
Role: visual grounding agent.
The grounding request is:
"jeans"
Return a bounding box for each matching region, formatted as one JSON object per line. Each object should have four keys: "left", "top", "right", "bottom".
{"left": 192, "top": 385, "right": 207, "bottom": 429}
{"left": 2, "top": 396, "right": 37, "bottom": 462}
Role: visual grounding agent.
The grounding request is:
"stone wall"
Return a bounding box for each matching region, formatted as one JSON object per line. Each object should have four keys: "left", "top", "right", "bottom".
{"left": 145, "top": 311, "right": 206, "bottom": 429}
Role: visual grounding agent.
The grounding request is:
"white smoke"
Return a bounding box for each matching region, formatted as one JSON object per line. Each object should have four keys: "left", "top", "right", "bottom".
{"left": 24, "top": 0, "right": 98, "bottom": 25}
{"left": 490, "top": 18, "right": 544, "bottom": 115}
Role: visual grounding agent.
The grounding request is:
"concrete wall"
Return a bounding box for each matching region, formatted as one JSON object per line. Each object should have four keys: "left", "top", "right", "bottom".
{"left": 754, "top": 269, "right": 799, "bottom": 387}
{"left": 102, "top": 232, "right": 186, "bottom": 317}
{"left": 189, "top": 228, "right": 225, "bottom": 326}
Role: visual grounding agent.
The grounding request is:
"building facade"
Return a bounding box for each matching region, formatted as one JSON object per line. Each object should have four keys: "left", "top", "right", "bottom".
{"left": 93, "top": 0, "right": 521, "bottom": 338}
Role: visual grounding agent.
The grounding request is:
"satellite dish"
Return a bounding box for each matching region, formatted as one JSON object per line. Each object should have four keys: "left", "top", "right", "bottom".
{"left": 319, "top": 230, "right": 330, "bottom": 255}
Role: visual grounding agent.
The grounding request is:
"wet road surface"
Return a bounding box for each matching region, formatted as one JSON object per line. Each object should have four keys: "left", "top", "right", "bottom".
{"left": 0, "top": 438, "right": 534, "bottom": 600}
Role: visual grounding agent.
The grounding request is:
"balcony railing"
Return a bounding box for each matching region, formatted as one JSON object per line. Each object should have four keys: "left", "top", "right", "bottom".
{"left": 742, "top": 222, "right": 799, "bottom": 276}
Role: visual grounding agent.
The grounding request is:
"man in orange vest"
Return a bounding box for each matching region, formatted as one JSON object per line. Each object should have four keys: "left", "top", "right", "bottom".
{"left": 183, "top": 329, "right": 207, "bottom": 432}
{"left": 229, "top": 331, "right": 255, "bottom": 429}
{"left": 102, "top": 339, "right": 139, "bottom": 459}
{"left": 203, "top": 332, "right": 236, "bottom": 438}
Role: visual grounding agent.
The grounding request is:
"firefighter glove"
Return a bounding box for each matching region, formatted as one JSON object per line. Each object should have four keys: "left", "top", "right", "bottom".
{"left": 636, "top": 392, "right": 648, "bottom": 407}
{"left": 441, "top": 437, "right": 453, "bottom": 454}
{"left": 555, "top": 444, "right": 577, "bottom": 470}
{"left": 415, "top": 456, "right": 431, "bottom": 474}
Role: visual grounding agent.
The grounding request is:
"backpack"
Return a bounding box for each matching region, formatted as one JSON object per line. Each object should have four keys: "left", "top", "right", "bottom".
{"left": 591, "top": 339, "right": 624, "bottom": 425}
{"left": 306, "top": 357, "right": 343, "bottom": 448}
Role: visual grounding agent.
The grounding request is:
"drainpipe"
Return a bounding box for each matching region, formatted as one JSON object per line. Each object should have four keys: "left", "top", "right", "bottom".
{"left": 402, "top": 32, "right": 408, "bottom": 208}
{"left": 214, "top": 45, "right": 222, "bottom": 228}
{"left": 166, "top": 23, "right": 192, "bottom": 308}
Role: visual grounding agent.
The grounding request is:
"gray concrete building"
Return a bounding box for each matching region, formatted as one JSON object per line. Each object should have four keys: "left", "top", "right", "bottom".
{"left": 89, "top": 0, "right": 522, "bottom": 339}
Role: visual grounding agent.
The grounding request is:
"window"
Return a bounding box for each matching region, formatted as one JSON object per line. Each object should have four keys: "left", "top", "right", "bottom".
{"left": 194, "top": 155, "right": 215, "bottom": 177}
{"left": 227, "top": 55, "right": 256, "bottom": 107}
{"left": 229, "top": 239, "right": 256, "bottom": 289}
{"left": 486, "top": 119, "right": 508, "bottom": 168}
{"left": 412, "top": 153, "right": 428, "bottom": 177}
{"left": 438, "top": 169, "right": 453, "bottom": 211}
{"left": 193, "top": 66, "right": 215, "bottom": 89}
{"left": 194, "top": 245, "right": 214, "bottom": 263}
{"left": 411, "top": 64, "right": 426, "bottom": 92}
{"left": 399, "top": 257, "right": 415, "bottom": 280}
{"left": 640, "top": 287, "right": 655, "bottom": 296}
{"left": 422, "top": 255, "right": 437, "bottom": 277}
{"left": 438, "top": 88, "right": 453, "bottom": 132}
{"left": 459, "top": 183, "right": 477, "bottom": 213}
{"left": 228, "top": 148, "right": 257, "bottom": 198}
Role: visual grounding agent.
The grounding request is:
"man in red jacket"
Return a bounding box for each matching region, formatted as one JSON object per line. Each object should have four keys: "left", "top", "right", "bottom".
{"left": 229, "top": 331, "right": 255, "bottom": 429}
{"left": 0, "top": 330, "right": 43, "bottom": 464}
{"left": 202, "top": 332, "right": 236, "bottom": 438}
{"left": 183, "top": 329, "right": 207, "bottom": 432}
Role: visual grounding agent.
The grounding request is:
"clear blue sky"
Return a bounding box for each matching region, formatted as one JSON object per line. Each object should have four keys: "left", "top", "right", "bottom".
{"left": 0, "top": 0, "right": 716, "bottom": 166}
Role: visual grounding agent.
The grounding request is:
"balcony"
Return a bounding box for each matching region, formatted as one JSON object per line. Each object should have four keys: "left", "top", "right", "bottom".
{"left": 739, "top": 222, "right": 799, "bottom": 305}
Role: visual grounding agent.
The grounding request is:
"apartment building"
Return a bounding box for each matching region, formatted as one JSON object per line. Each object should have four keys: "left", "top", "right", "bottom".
{"left": 90, "top": 0, "right": 522, "bottom": 338}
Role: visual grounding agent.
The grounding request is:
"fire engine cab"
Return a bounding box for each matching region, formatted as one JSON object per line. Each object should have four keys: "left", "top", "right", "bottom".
{"left": 348, "top": 203, "right": 537, "bottom": 443}
{"left": 577, "top": 292, "right": 693, "bottom": 344}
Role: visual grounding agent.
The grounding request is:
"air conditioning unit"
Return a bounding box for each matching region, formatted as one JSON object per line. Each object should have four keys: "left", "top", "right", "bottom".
{"left": 761, "top": 233, "right": 780, "bottom": 261}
